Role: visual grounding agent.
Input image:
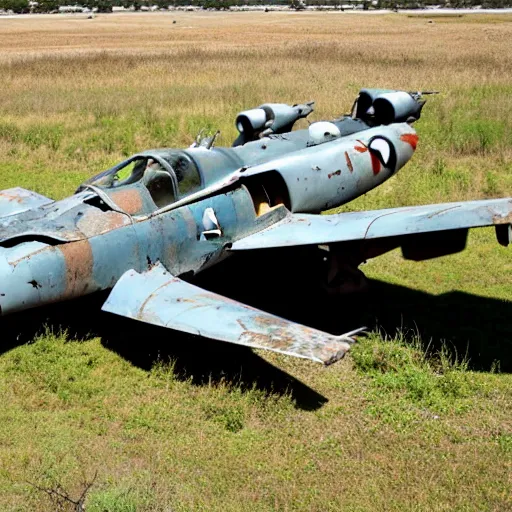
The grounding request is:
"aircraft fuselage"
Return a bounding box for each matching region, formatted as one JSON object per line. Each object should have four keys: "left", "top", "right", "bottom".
{"left": 0, "top": 115, "right": 418, "bottom": 316}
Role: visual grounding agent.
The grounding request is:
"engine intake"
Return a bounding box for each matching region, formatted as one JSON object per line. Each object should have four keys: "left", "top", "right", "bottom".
{"left": 355, "top": 89, "right": 426, "bottom": 125}
{"left": 233, "top": 101, "right": 314, "bottom": 146}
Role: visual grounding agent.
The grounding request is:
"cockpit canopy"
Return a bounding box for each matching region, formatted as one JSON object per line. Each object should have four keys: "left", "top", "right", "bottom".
{"left": 81, "top": 150, "right": 203, "bottom": 215}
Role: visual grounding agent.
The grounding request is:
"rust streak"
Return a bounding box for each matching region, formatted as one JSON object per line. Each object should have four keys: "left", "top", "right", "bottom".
{"left": 175, "top": 297, "right": 198, "bottom": 304}
{"left": 426, "top": 205, "right": 460, "bottom": 219}
{"left": 363, "top": 210, "right": 410, "bottom": 239}
{"left": 345, "top": 151, "right": 354, "bottom": 173}
{"left": 10, "top": 245, "right": 54, "bottom": 268}
{"left": 240, "top": 331, "right": 273, "bottom": 347}
{"left": 0, "top": 191, "right": 24, "bottom": 203}
{"left": 237, "top": 319, "right": 248, "bottom": 331}
{"left": 493, "top": 212, "right": 512, "bottom": 225}
{"left": 105, "top": 212, "right": 129, "bottom": 231}
{"left": 59, "top": 240, "right": 94, "bottom": 298}
{"left": 252, "top": 315, "right": 289, "bottom": 329}
{"left": 109, "top": 189, "right": 143, "bottom": 215}
{"left": 77, "top": 209, "right": 128, "bottom": 237}
{"left": 400, "top": 133, "right": 419, "bottom": 150}
{"left": 136, "top": 280, "right": 173, "bottom": 320}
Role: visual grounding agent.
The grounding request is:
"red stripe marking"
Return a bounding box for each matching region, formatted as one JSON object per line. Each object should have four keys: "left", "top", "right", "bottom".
{"left": 345, "top": 151, "right": 354, "bottom": 173}
{"left": 400, "top": 133, "right": 419, "bottom": 150}
{"left": 370, "top": 152, "right": 381, "bottom": 175}
{"left": 354, "top": 139, "right": 368, "bottom": 153}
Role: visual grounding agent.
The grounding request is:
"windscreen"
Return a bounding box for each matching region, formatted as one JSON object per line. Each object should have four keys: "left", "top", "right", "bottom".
{"left": 83, "top": 152, "right": 202, "bottom": 211}
{"left": 162, "top": 152, "right": 202, "bottom": 199}
{"left": 88, "top": 156, "right": 160, "bottom": 189}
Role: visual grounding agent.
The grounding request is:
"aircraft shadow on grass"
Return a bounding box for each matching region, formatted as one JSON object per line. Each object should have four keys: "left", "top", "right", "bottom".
{"left": 2, "top": 252, "right": 511, "bottom": 411}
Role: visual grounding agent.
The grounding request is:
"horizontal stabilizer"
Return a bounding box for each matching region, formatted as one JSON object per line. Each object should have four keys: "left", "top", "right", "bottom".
{"left": 0, "top": 188, "right": 53, "bottom": 218}
{"left": 231, "top": 198, "right": 512, "bottom": 250}
{"left": 102, "top": 263, "right": 362, "bottom": 365}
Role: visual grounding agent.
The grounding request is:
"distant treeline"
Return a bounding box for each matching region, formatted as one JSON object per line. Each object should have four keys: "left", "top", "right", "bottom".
{"left": 1, "top": 0, "right": 511, "bottom": 14}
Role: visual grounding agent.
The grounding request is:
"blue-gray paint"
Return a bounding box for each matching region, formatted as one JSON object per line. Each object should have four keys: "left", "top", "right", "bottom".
{"left": 102, "top": 263, "right": 361, "bottom": 365}
{"left": 231, "top": 198, "right": 512, "bottom": 251}
{"left": 0, "top": 188, "right": 54, "bottom": 218}
{"left": 0, "top": 89, "right": 510, "bottom": 365}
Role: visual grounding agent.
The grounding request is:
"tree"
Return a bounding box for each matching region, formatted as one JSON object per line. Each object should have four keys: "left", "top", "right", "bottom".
{"left": 289, "top": 0, "right": 305, "bottom": 9}
{"left": 0, "top": 0, "right": 30, "bottom": 12}
{"left": 33, "top": 0, "right": 60, "bottom": 12}
{"left": 81, "top": 0, "right": 114, "bottom": 11}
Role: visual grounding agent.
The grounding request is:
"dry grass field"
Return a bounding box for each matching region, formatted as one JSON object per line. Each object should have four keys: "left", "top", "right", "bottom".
{"left": 0, "top": 11, "right": 511, "bottom": 511}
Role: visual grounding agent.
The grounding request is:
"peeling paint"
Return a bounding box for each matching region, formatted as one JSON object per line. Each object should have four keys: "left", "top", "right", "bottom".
{"left": 77, "top": 209, "right": 129, "bottom": 237}
{"left": 109, "top": 189, "right": 144, "bottom": 215}
{"left": 0, "top": 187, "right": 54, "bottom": 220}
{"left": 0, "top": 191, "right": 25, "bottom": 204}
{"left": 59, "top": 240, "right": 94, "bottom": 297}
{"left": 493, "top": 212, "right": 512, "bottom": 225}
{"left": 102, "top": 263, "right": 354, "bottom": 365}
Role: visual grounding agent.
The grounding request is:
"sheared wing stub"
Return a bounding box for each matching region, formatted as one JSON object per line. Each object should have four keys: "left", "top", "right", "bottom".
{"left": 102, "top": 263, "right": 358, "bottom": 365}
{"left": 0, "top": 187, "right": 53, "bottom": 218}
{"left": 230, "top": 198, "right": 512, "bottom": 250}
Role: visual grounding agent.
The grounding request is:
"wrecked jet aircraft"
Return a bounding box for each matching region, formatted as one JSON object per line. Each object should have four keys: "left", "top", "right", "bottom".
{"left": 1, "top": 89, "right": 510, "bottom": 365}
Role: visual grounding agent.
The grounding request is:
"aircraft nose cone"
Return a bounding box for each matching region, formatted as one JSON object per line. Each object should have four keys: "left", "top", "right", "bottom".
{"left": 391, "top": 126, "right": 418, "bottom": 172}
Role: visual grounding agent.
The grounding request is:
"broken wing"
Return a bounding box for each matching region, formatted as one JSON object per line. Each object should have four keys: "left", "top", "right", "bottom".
{"left": 102, "top": 263, "right": 362, "bottom": 365}
{"left": 0, "top": 188, "right": 53, "bottom": 218}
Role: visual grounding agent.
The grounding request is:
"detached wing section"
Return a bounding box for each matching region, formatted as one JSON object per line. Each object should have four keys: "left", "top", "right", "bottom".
{"left": 0, "top": 188, "right": 53, "bottom": 218}
{"left": 102, "top": 263, "right": 361, "bottom": 365}
{"left": 231, "top": 198, "right": 512, "bottom": 250}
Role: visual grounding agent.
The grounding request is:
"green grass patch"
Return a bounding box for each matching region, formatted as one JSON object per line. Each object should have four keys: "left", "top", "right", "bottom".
{"left": 0, "top": 13, "right": 511, "bottom": 511}
{"left": 1, "top": 331, "right": 509, "bottom": 511}
{"left": 352, "top": 332, "right": 474, "bottom": 415}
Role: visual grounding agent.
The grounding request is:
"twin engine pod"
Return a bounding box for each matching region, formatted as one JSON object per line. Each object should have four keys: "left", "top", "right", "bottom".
{"left": 233, "top": 101, "right": 315, "bottom": 146}
{"left": 233, "top": 89, "right": 426, "bottom": 148}
{"left": 354, "top": 89, "right": 426, "bottom": 125}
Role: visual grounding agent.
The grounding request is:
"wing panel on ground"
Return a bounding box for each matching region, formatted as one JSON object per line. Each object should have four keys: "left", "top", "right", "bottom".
{"left": 230, "top": 198, "right": 512, "bottom": 250}
{"left": 102, "top": 263, "right": 361, "bottom": 365}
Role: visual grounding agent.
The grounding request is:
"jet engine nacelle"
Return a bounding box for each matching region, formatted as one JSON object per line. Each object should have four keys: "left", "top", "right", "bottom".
{"left": 234, "top": 101, "right": 314, "bottom": 146}
{"left": 355, "top": 89, "right": 425, "bottom": 125}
